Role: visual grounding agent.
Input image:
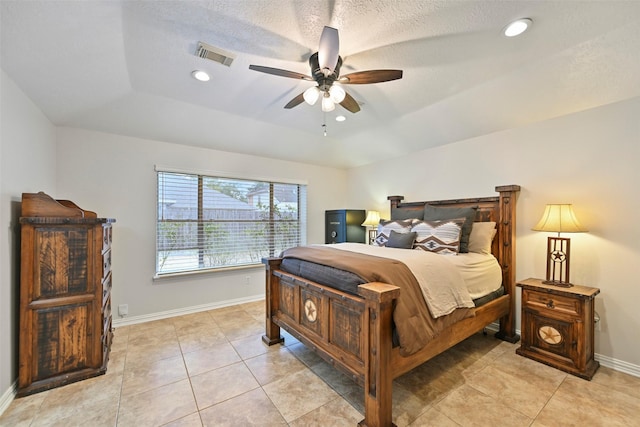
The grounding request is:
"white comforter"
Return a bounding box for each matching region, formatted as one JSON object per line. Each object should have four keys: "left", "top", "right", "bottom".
{"left": 329, "top": 243, "right": 476, "bottom": 317}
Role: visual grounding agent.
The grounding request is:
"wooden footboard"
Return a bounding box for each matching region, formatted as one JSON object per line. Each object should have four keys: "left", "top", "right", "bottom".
{"left": 262, "top": 258, "right": 399, "bottom": 426}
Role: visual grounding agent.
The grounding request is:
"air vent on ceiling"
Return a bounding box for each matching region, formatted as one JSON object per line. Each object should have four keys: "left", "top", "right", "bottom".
{"left": 196, "top": 42, "right": 235, "bottom": 67}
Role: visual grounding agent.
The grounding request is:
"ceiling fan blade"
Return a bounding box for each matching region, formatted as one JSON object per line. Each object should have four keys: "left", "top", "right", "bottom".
{"left": 318, "top": 26, "right": 339, "bottom": 75}
{"left": 284, "top": 92, "right": 306, "bottom": 109}
{"left": 339, "top": 69, "right": 403, "bottom": 84}
{"left": 339, "top": 92, "right": 360, "bottom": 113}
{"left": 249, "top": 65, "right": 312, "bottom": 80}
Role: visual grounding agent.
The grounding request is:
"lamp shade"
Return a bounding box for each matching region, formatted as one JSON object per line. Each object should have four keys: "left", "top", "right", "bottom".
{"left": 361, "top": 211, "right": 381, "bottom": 227}
{"left": 532, "top": 204, "right": 587, "bottom": 233}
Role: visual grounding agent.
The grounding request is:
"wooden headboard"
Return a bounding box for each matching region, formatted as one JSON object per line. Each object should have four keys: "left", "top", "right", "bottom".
{"left": 387, "top": 185, "right": 520, "bottom": 338}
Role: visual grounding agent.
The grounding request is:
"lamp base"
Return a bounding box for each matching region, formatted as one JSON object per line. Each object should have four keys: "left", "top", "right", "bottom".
{"left": 542, "top": 279, "right": 573, "bottom": 288}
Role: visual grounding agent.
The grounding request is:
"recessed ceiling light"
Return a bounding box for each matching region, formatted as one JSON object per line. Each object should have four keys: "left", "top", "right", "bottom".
{"left": 503, "top": 18, "right": 532, "bottom": 37}
{"left": 191, "top": 70, "right": 210, "bottom": 82}
{"left": 335, "top": 115, "right": 346, "bottom": 122}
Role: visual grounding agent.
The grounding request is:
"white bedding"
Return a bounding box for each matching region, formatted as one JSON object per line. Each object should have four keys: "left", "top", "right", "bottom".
{"left": 442, "top": 252, "right": 503, "bottom": 299}
{"left": 327, "top": 243, "right": 502, "bottom": 314}
{"left": 329, "top": 243, "right": 476, "bottom": 317}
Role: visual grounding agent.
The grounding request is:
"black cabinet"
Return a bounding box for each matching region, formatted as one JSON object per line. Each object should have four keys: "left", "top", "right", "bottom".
{"left": 325, "top": 210, "right": 366, "bottom": 244}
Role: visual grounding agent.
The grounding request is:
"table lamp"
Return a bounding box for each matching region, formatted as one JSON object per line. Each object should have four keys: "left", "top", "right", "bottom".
{"left": 361, "top": 211, "right": 380, "bottom": 245}
{"left": 532, "top": 204, "right": 588, "bottom": 287}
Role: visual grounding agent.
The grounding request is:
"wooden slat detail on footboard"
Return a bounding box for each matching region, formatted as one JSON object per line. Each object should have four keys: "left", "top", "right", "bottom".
{"left": 264, "top": 265, "right": 374, "bottom": 382}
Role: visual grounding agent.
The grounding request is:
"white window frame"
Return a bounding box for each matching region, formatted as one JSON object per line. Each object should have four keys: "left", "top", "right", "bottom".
{"left": 155, "top": 168, "right": 307, "bottom": 277}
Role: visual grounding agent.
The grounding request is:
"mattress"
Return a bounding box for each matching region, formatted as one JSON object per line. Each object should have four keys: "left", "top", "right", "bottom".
{"left": 280, "top": 244, "right": 504, "bottom": 307}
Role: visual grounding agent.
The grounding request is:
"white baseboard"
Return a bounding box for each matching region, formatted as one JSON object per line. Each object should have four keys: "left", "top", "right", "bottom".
{"left": 0, "top": 381, "right": 16, "bottom": 417}
{"left": 112, "top": 294, "right": 264, "bottom": 327}
{"left": 595, "top": 353, "right": 640, "bottom": 377}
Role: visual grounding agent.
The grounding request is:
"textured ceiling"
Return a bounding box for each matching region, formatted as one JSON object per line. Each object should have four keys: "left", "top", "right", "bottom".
{"left": 2, "top": 1, "right": 640, "bottom": 168}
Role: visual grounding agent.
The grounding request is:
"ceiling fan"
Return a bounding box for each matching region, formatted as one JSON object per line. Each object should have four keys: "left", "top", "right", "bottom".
{"left": 249, "top": 26, "right": 403, "bottom": 114}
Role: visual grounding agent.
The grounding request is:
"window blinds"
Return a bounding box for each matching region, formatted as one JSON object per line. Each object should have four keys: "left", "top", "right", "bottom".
{"left": 156, "top": 171, "right": 307, "bottom": 275}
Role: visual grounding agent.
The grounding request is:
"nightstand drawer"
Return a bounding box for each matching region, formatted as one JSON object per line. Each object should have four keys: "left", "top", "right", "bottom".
{"left": 523, "top": 290, "right": 581, "bottom": 317}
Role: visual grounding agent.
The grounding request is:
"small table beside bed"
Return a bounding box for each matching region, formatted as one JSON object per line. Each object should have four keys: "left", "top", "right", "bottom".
{"left": 262, "top": 185, "right": 521, "bottom": 427}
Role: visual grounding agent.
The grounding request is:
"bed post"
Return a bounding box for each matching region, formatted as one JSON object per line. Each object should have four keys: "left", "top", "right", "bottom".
{"left": 262, "top": 258, "right": 285, "bottom": 346}
{"left": 494, "top": 185, "right": 521, "bottom": 343}
{"left": 358, "top": 283, "right": 401, "bottom": 427}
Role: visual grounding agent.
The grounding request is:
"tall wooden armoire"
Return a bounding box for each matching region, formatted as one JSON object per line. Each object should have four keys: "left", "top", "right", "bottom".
{"left": 17, "top": 192, "right": 115, "bottom": 396}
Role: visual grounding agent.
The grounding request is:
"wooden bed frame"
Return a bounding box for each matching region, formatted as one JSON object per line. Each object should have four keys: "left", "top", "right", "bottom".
{"left": 262, "top": 185, "right": 520, "bottom": 426}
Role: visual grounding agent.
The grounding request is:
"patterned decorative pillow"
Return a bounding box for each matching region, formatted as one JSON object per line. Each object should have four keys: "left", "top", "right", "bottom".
{"left": 423, "top": 205, "right": 477, "bottom": 253}
{"left": 374, "top": 219, "right": 414, "bottom": 246}
{"left": 411, "top": 218, "right": 465, "bottom": 255}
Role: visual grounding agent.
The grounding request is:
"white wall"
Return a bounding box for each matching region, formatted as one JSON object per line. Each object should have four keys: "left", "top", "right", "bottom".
{"left": 55, "top": 128, "right": 348, "bottom": 322}
{"left": 347, "top": 96, "right": 640, "bottom": 370}
{"left": 0, "top": 70, "right": 57, "bottom": 404}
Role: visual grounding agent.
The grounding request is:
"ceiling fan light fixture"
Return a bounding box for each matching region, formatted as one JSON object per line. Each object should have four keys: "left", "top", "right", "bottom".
{"left": 329, "top": 85, "right": 346, "bottom": 103}
{"left": 321, "top": 93, "right": 335, "bottom": 112}
{"left": 303, "top": 86, "right": 320, "bottom": 105}
{"left": 503, "top": 18, "right": 532, "bottom": 37}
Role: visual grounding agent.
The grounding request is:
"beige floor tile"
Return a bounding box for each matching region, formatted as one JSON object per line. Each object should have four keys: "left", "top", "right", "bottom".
{"left": 177, "top": 328, "right": 228, "bottom": 354}
{"left": 161, "top": 411, "right": 203, "bottom": 427}
{"left": 497, "top": 350, "right": 568, "bottom": 388}
{"left": 309, "top": 361, "right": 361, "bottom": 396}
{"left": 240, "top": 300, "right": 266, "bottom": 323}
{"left": 173, "top": 313, "right": 218, "bottom": 335}
{"left": 117, "top": 379, "right": 197, "bottom": 427}
{"left": 287, "top": 342, "right": 325, "bottom": 367}
{"left": 0, "top": 391, "right": 47, "bottom": 427}
{"left": 533, "top": 375, "right": 640, "bottom": 426}
{"left": 391, "top": 381, "right": 440, "bottom": 427}
{"left": 230, "top": 333, "right": 280, "bottom": 360}
{"left": 32, "top": 395, "right": 119, "bottom": 427}
{"left": 466, "top": 364, "right": 558, "bottom": 418}
{"left": 127, "top": 319, "right": 176, "bottom": 341}
{"left": 394, "top": 359, "right": 463, "bottom": 406}
{"left": 199, "top": 388, "right": 287, "bottom": 426}
{"left": 288, "top": 396, "right": 363, "bottom": 426}
{"left": 215, "top": 315, "right": 264, "bottom": 341}
{"left": 435, "top": 384, "right": 532, "bottom": 427}
{"left": 182, "top": 341, "right": 241, "bottom": 376}
{"left": 190, "top": 361, "right": 260, "bottom": 409}
{"left": 244, "top": 346, "right": 307, "bottom": 385}
{"left": 590, "top": 366, "right": 640, "bottom": 400}
{"left": 125, "top": 331, "right": 182, "bottom": 364}
{"left": 109, "top": 329, "right": 129, "bottom": 353}
{"left": 262, "top": 368, "right": 341, "bottom": 422}
{"left": 207, "top": 305, "right": 245, "bottom": 321}
{"left": 121, "top": 354, "right": 188, "bottom": 397}
{"left": 36, "top": 373, "right": 122, "bottom": 419}
{"left": 409, "top": 406, "right": 462, "bottom": 427}
{"left": 106, "top": 348, "right": 127, "bottom": 376}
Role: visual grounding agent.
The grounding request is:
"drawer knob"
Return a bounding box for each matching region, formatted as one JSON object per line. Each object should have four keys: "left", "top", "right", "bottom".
{"left": 546, "top": 300, "right": 555, "bottom": 309}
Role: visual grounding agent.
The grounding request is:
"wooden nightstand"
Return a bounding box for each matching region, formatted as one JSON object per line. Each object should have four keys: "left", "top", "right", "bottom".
{"left": 516, "top": 278, "right": 600, "bottom": 380}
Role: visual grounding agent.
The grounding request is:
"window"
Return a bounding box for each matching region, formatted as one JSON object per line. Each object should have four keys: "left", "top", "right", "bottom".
{"left": 156, "top": 171, "right": 307, "bottom": 276}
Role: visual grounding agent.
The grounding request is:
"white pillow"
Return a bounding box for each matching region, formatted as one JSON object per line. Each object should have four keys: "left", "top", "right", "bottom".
{"left": 468, "top": 222, "right": 497, "bottom": 254}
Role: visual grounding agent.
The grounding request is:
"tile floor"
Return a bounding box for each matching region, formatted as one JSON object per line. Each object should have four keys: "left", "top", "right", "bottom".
{"left": 2, "top": 300, "right": 639, "bottom": 426}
